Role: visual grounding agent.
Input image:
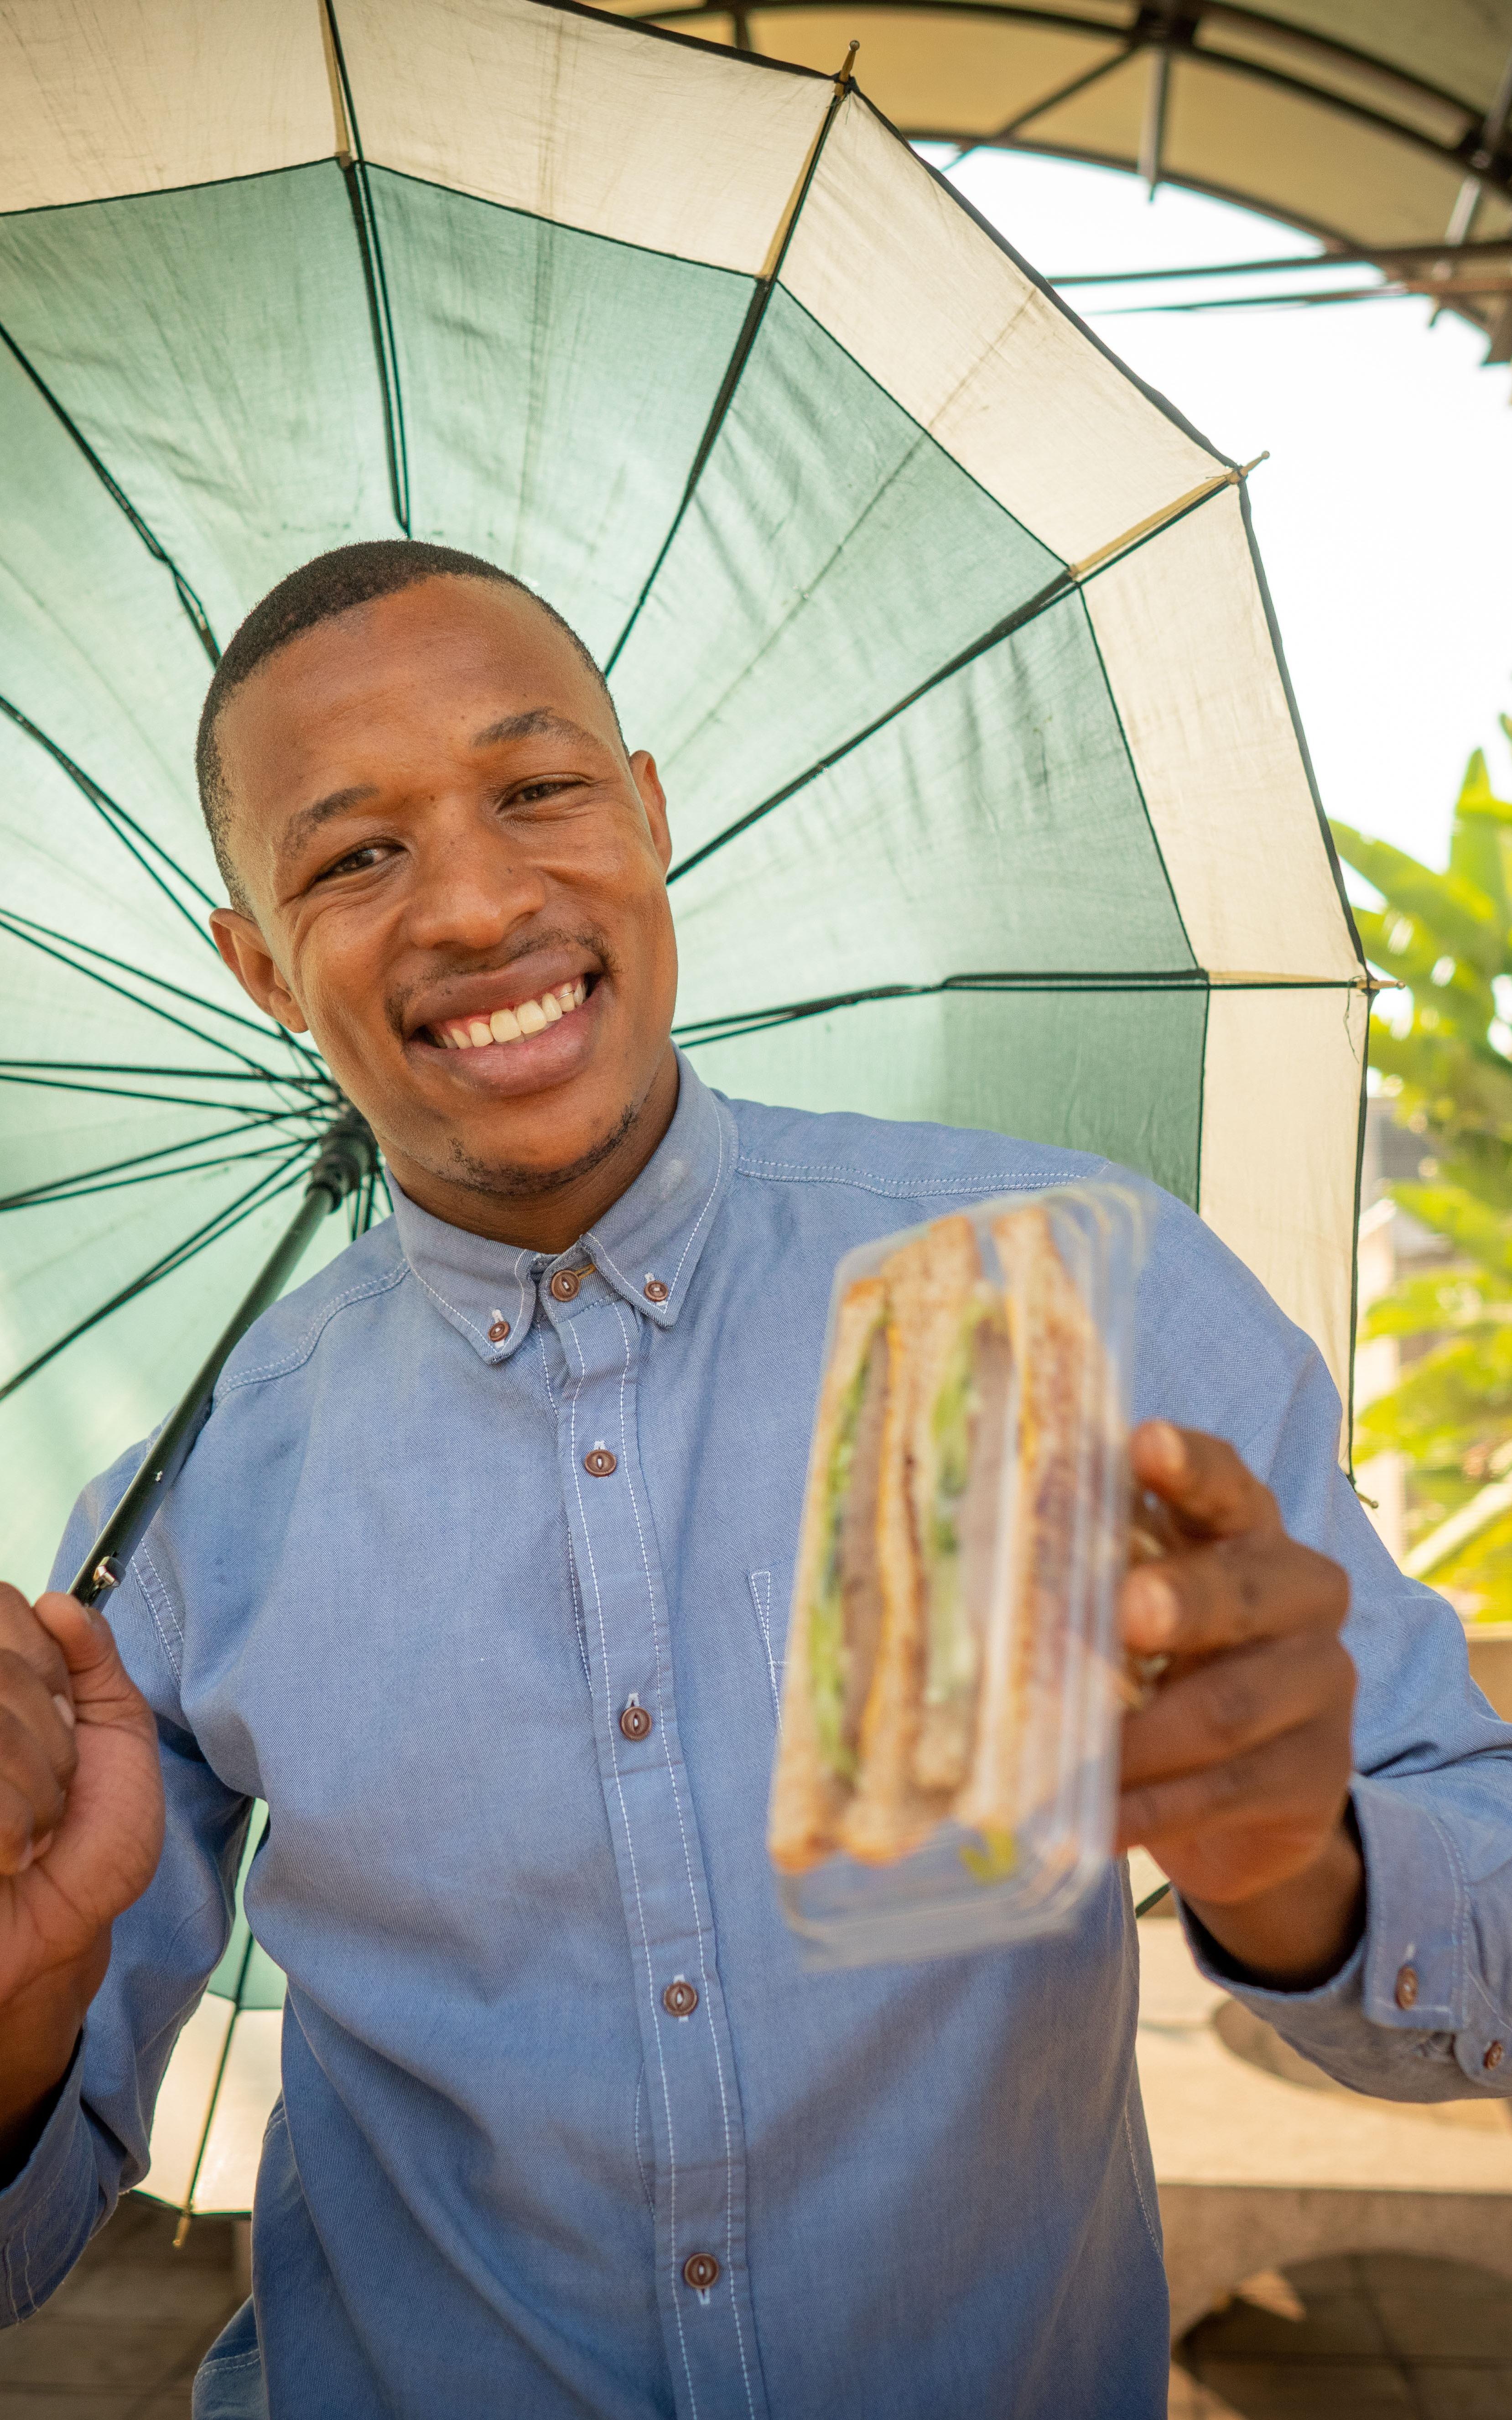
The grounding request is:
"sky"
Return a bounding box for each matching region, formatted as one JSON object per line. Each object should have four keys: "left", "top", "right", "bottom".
{"left": 923, "top": 146, "right": 1512, "bottom": 873}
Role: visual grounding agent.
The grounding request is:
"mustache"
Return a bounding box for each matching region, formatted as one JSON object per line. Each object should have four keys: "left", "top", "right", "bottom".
{"left": 386, "top": 926, "right": 613, "bottom": 1038}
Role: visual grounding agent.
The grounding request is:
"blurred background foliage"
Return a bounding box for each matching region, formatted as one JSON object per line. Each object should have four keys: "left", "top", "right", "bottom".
{"left": 1333, "top": 728, "right": 1512, "bottom": 1616}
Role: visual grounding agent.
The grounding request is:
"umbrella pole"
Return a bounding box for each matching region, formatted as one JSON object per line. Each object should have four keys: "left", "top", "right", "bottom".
{"left": 70, "top": 1106, "right": 377, "bottom": 1608}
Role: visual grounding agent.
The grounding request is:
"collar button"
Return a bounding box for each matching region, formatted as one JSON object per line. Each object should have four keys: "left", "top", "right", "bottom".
{"left": 644, "top": 1277, "right": 669, "bottom": 1303}
{"left": 488, "top": 1318, "right": 510, "bottom": 1343}
{"left": 550, "top": 1268, "right": 584, "bottom": 1302}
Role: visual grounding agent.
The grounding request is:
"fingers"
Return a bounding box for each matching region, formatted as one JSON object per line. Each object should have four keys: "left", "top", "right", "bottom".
{"left": 32, "top": 1593, "right": 140, "bottom": 1721}
{"left": 0, "top": 1583, "right": 73, "bottom": 1704}
{"left": 1121, "top": 1531, "right": 1350, "bottom": 1660}
{"left": 1121, "top": 1632, "right": 1354, "bottom": 1794}
{"left": 1130, "top": 1422, "right": 1282, "bottom": 1544}
{"left": 1117, "top": 1707, "right": 1353, "bottom": 1881}
{"left": 0, "top": 1654, "right": 79, "bottom": 1875}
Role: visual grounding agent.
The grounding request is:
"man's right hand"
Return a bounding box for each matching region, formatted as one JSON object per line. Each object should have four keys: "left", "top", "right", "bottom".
{"left": 0, "top": 1585, "right": 163, "bottom": 2165}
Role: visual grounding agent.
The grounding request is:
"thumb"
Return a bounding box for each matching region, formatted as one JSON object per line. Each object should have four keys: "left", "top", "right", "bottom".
{"left": 33, "top": 1590, "right": 145, "bottom": 1723}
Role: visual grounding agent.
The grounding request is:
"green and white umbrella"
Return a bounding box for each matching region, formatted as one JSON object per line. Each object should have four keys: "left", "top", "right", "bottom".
{"left": 1, "top": 0, "right": 1365, "bottom": 2207}
{"left": 133, "top": 1808, "right": 286, "bottom": 2237}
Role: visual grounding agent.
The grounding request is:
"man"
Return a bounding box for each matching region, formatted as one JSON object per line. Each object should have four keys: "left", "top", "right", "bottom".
{"left": 0, "top": 540, "right": 1506, "bottom": 2420}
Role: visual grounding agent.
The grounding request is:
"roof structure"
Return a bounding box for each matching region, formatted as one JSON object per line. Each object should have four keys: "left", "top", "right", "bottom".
{"left": 602, "top": 2, "right": 1512, "bottom": 356}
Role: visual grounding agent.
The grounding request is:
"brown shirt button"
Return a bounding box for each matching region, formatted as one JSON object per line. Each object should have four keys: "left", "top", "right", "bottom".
{"left": 682, "top": 2253, "right": 720, "bottom": 2292}
{"left": 487, "top": 1319, "right": 510, "bottom": 1343}
{"left": 1395, "top": 1964, "right": 1419, "bottom": 2010}
{"left": 549, "top": 1268, "right": 584, "bottom": 1302}
{"left": 644, "top": 1277, "right": 669, "bottom": 1304}
{"left": 619, "top": 1703, "right": 653, "bottom": 1742}
{"left": 1486, "top": 2040, "right": 1505, "bottom": 2071}
{"left": 584, "top": 1447, "right": 617, "bottom": 1478}
{"left": 663, "top": 1979, "right": 699, "bottom": 2018}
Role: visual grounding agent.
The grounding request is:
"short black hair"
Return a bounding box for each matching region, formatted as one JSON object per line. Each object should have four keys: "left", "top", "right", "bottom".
{"left": 195, "top": 539, "right": 619, "bottom": 909}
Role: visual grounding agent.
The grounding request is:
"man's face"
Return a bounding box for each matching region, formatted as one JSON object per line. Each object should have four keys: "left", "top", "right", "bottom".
{"left": 208, "top": 577, "right": 678, "bottom": 1229}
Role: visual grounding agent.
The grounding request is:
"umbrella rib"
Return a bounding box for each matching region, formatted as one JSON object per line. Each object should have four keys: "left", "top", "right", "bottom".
{"left": 603, "top": 73, "right": 852, "bottom": 677}
{"left": 0, "top": 1070, "right": 322, "bottom": 1119}
{"left": 0, "top": 907, "right": 324, "bottom": 1069}
{"left": 0, "top": 692, "right": 219, "bottom": 939}
{"left": 674, "top": 969, "right": 1361, "bottom": 1045}
{"left": 0, "top": 1060, "right": 329, "bottom": 1085}
{"left": 0, "top": 318, "right": 220, "bottom": 666}
{"left": 323, "top": 0, "right": 411, "bottom": 532}
{"left": 0, "top": 1118, "right": 312, "bottom": 1215}
{"left": 665, "top": 463, "right": 1255, "bottom": 886}
{"left": 0, "top": 1141, "right": 301, "bottom": 1215}
{"left": 0, "top": 1147, "right": 314, "bottom": 1406}
{"left": 0, "top": 909, "right": 314, "bottom": 1085}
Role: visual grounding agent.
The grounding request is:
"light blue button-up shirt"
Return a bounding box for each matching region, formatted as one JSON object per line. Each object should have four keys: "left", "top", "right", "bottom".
{"left": 5, "top": 1059, "right": 1511, "bottom": 2419}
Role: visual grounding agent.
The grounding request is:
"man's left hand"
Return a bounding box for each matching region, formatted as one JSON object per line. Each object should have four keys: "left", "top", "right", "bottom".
{"left": 1117, "top": 1420, "right": 1364, "bottom": 1989}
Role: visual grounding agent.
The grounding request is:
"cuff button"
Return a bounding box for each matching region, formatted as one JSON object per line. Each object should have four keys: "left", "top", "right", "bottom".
{"left": 1486, "top": 2040, "right": 1504, "bottom": 2071}
{"left": 1395, "top": 1964, "right": 1419, "bottom": 2010}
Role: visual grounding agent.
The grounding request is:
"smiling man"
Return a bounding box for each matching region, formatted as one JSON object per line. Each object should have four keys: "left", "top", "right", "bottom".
{"left": 0, "top": 541, "right": 1508, "bottom": 2420}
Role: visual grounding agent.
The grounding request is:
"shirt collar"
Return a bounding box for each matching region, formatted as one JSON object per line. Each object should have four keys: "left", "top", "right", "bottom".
{"left": 387, "top": 1053, "right": 737, "bottom": 1365}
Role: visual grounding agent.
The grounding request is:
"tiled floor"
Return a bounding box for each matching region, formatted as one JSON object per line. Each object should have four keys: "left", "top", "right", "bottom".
{"left": 5, "top": 2204, "right": 1511, "bottom": 2415}
{"left": 0, "top": 2198, "right": 241, "bottom": 2418}
{"left": 1170, "top": 2251, "right": 1512, "bottom": 2417}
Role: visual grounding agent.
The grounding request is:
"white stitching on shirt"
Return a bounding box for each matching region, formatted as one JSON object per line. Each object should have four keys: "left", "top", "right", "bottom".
{"left": 407, "top": 1261, "right": 494, "bottom": 1347}
{"left": 134, "top": 1542, "right": 185, "bottom": 1682}
{"left": 734, "top": 1154, "right": 1104, "bottom": 1201}
{"left": 609, "top": 1299, "right": 758, "bottom": 2420}
{"left": 668, "top": 1108, "right": 727, "bottom": 1295}
{"left": 1122, "top": 2097, "right": 1164, "bottom": 2265}
{"left": 537, "top": 1335, "right": 592, "bottom": 1694}
{"left": 218, "top": 1261, "right": 408, "bottom": 1392}
{"left": 561, "top": 1319, "right": 698, "bottom": 2419}
{"left": 748, "top": 1571, "right": 779, "bottom": 1720}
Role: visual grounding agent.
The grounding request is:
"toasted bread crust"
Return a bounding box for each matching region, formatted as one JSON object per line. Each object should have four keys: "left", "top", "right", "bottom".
{"left": 840, "top": 1218, "right": 979, "bottom": 1864}
{"left": 954, "top": 1205, "right": 1105, "bottom": 1839}
{"left": 769, "top": 1275, "right": 888, "bottom": 1874}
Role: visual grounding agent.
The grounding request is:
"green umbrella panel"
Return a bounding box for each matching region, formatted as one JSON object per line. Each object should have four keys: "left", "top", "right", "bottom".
{"left": 0, "top": 0, "right": 1367, "bottom": 2211}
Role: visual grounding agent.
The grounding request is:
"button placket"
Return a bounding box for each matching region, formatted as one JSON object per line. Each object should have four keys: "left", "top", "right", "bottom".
{"left": 548, "top": 1295, "right": 764, "bottom": 2420}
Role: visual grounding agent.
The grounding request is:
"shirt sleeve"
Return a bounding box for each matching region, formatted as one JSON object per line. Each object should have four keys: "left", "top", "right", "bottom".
{"left": 1132, "top": 1178, "right": 1512, "bottom": 2102}
{"left": 0, "top": 1456, "right": 251, "bottom": 2325}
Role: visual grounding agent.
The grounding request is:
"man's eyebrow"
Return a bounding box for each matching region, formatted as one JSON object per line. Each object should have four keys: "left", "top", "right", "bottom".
{"left": 470, "top": 708, "right": 602, "bottom": 749}
{"left": 277, "top": 784, "right": 379, "bottom": 864}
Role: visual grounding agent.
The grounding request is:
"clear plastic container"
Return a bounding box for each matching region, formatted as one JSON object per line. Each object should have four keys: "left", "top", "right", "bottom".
{"left": 769, "top": 1182, "right": 1147, "bottom": 1968}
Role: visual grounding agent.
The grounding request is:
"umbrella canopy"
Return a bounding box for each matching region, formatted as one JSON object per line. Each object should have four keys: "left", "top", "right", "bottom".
{"left": 134, "top": 1805, "right": 286, "bottom": 2231}
{"left": 603, "top": 2, "right": 1512, "bottom": 357}
{"left": 0, "top": 0, "right": 1365, "bottom": 1622}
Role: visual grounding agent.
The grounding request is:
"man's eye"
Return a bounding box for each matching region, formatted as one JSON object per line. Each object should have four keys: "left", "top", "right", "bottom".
{"left": 315, "top": 842, "right": 388, "bottom": 882}
{"left": 511, "top": 777, "right": 581, "bottom": 806}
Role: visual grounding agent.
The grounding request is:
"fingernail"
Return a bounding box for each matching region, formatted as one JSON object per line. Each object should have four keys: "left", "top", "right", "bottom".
{"left": 1147, "top": 1421, "right": 1184, "bottom": 1475}
{"left": 1132, "top": 1573, "right": 1178, "bottom": 1648}
{"left": 15, "top": 1840, "right": 32, "bottom": 1872}
{"left": 31, "top": 1832, "right": 52, "bottom": 1861}
{"left": 52, "top": 1694, "right": 75, "bottom": 1730}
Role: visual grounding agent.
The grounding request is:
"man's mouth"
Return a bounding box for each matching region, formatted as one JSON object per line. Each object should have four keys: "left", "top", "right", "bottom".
{"left": 428, "top": 977, "right": 589, "bottom": 1051}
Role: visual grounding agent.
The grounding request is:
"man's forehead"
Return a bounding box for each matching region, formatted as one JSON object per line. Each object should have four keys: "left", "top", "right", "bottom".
{"left": 221, "top": 579, "right": 610, "bottom": 777}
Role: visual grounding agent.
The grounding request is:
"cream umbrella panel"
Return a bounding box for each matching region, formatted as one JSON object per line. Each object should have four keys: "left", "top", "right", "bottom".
{"left": 0, "top": 0, "right": 1366, "bottom": 2225}
{"left": 0, "top": 0, "right": 1364, "bottom": 1589}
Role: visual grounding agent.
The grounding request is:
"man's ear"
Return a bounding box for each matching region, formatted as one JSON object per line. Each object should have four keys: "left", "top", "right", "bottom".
{"left": 208, "top": 907, "right": 310, "bottom": 1033}
{"left": 630, "top": 750, "right": 672, "bottom": 874}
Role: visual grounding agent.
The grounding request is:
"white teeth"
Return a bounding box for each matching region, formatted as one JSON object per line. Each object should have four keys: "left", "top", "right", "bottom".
{"left": 436, "top": 979, "right": 589, "bottom": 1050}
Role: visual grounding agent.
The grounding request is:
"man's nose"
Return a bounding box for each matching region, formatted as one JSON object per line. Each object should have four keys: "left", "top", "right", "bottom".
{"left": 405, "top": 814, "right": 548, "bottom": 952}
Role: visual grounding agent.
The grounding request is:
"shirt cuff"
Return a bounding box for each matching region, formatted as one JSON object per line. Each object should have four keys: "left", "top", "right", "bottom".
{"left": 1174, "top": 1778, "right": 1511, "bottom": 2097}
{"left": 0, "top": 2041, "right": 101, "bottom": 2325}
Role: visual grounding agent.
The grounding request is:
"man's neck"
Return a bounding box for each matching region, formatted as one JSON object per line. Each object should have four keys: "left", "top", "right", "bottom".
{"left": 383, "top": 1048, "right": 681, "bottom": 1254}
